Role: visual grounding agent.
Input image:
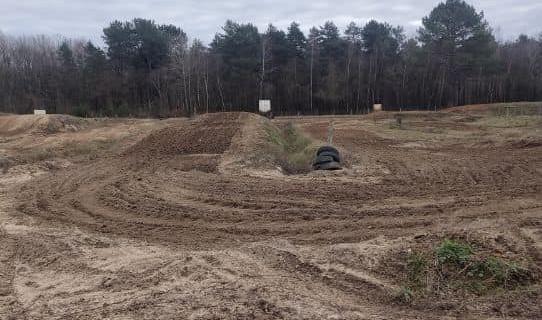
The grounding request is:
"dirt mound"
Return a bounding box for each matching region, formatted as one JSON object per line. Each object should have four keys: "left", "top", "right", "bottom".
{"left": 124, "top": 112, "right": 278, "bottom": 173}
{"left": 0, "top": 114, "right": 87, "bottom": 135}
{"left": 127, "top": 112, "right": 245, "bottom": 157}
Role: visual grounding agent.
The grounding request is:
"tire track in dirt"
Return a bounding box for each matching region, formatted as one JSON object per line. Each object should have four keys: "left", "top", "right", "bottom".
{"left": 0, "top": 179, "right": 28, "bottom": 319}
{"left": 0, "top": 230, "right": 24, "bottom": 319}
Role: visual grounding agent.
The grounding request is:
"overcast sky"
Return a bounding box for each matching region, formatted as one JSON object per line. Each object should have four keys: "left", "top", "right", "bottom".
{"left": 1, "top": 0, "right": 541, "bottom": 45}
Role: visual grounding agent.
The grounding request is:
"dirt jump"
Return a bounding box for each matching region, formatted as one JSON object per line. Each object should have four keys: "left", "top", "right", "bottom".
{"left": 1, "top": 104, "right": 541, "bottom": 319}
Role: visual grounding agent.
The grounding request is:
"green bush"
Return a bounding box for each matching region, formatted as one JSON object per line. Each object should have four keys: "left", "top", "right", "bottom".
{"left": 401, "top": 239, "right": 534, "bottom": 298}
{"left": 436, "top": 239, "right": 473, "bottom": 266}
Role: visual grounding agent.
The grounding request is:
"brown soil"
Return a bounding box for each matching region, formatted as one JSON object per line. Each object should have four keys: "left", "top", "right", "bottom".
{"left": 127, "top": 112, "right": 244, "bottom": 157}
{"left": 1, "top": 109, "right": 541, "bottom": 319}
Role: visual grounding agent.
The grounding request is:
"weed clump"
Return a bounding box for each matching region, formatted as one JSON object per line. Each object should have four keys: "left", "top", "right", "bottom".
{"left": 435, "top": 239, "right": 473, "bottom": 266}
{"left": 467, "top": 257, "right": 533, "bottom": 290}
{"left": 402, "top": 239, "right": 535, "bottom": 302}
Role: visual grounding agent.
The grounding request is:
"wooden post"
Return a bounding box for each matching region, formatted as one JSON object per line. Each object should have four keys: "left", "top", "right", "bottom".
{"left": 327, "top": 121, "right": 334, "bottom": 145}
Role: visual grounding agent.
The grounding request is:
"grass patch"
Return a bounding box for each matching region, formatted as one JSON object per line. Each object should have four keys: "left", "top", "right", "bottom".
{"left": 264, "top": 122, "right": 316, "bottom": 174}
{"left": 402, "top": 239, "right": 535, "bottom": 301}
{"left": 466, "top": 257, "right": 533, "bottom": 292}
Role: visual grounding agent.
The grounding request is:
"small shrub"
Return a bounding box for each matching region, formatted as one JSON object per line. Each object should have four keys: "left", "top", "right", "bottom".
{"left": 436, "top": 239, "right": 473, "bottom": 266}
{"left": 399, "top": 239, "right": 535, "bottom": 300}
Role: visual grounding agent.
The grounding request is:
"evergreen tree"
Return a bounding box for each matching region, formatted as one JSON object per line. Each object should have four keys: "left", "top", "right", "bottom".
{"left": 211, "top": 20, "right": 261, "bottom": 109}
{"left": 419, "top": 0, "right": 496, "bottom": 106}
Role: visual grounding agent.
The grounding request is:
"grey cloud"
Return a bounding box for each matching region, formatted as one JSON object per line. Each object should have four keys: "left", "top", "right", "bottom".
{"left": 1, "top": 0, "right": 540, "bottom": 45}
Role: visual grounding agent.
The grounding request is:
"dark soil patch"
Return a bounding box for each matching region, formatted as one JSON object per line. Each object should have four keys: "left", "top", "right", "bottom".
{"left": 126, "top": 112, "right": 243, "bottom": 158}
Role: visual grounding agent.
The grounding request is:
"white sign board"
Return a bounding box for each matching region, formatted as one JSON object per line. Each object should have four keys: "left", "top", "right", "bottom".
{"left": 259, "top": 100, "right": 271, "bottom": 113}
{"left": 34, "top": 109, "right": 46, "bottom": 115}
{"left": 373, "top": 104, "right": 383, "bottom": 112}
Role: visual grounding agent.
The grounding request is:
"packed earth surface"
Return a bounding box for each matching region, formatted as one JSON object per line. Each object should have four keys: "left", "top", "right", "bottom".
{"left": 1, "top": 104, "right": 541, "bottom": 319}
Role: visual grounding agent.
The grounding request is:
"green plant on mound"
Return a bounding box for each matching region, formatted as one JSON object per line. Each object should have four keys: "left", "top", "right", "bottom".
{"left": 402, "top": 239, "right": 535, "bottom": 301}
{"left": 264, "top": 122, "right": 316, "bottom": 174}
{"left": 436, "top": 239, "right": 473, "bottom": 266}
{"left": 467, "top": 257, "right": 532, "bottom": 291}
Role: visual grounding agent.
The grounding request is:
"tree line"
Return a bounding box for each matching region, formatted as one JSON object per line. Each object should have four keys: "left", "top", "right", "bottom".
{"left": 0, "top": 0, "right": 541, "bottom": 117}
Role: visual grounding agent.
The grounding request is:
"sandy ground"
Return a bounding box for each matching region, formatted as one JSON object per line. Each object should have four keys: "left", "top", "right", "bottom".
{"left": 1, "top": 108, "right": 541, "bottom": 319}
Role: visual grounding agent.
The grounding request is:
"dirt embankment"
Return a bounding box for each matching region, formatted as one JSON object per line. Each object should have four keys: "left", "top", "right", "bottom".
{"left": 122, "top": 111, "right": 287, "bottom": 173}
{"left": 2, "top": 109, "right": 542, "bottom": 319}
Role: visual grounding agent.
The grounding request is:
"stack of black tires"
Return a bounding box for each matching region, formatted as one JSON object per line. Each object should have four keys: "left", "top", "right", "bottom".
{"left": 313, "top": 146, "right": 342, "bottom": 171}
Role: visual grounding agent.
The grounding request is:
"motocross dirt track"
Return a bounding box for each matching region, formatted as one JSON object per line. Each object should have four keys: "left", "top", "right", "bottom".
{"left": 1, "top": 107, "right": 541, "bottom": 319}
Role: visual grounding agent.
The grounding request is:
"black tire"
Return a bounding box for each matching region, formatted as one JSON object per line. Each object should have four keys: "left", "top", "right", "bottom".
{"left": 312, "top": 155, "right": 334, "bottom": 166}
{"left": 314, "top": 161, "right": 342, "bottom": 171}
{"left": 317, "top": 146, "right": 339, "bottom": 156}
{"left": 318, "top": 151, "right": 340, "bottom": 162}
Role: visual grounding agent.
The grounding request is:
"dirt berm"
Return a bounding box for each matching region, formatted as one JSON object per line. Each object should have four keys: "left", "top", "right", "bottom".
{"left": 124, "top": 111, "right": 305, "bottom": 173}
